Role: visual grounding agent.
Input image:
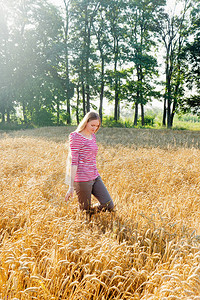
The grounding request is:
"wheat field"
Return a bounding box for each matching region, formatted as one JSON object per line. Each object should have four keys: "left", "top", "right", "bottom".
{"left": 0, "top": 127, "right": 200, "bottom": 300}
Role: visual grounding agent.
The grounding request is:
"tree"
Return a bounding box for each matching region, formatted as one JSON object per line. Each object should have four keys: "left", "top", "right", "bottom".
{"left": 104, "top": 0, "right": 127, "bottom": 121}
{"left": 180, "top": 2, "right": 200, "bottom": 116}
{"left": 126, "top": 0, "right": 166, "bottom": 125}
{"left": 70, "top": 0, "right": 100, "bottom": 115}
{"left": 158, "top": 0, "right": 194, "bottom": 128}
{"left": 92, "top": 0, "right": 112, "bottom": 122}
{"left": 122, "top": 68, "right": 161, "bottom": 125}
{"left": 63, "top": 0, "right": 73, "bottom": 124}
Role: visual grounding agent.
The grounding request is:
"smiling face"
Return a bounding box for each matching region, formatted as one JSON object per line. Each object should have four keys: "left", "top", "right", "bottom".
{"left": 85, "top": 119, "right": 100, "bottom": 135}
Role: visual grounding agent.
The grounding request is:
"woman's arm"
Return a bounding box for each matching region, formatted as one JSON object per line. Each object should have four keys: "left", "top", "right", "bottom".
{"left": 65, "top": 165, "right": 77, "bottom": 201}
{"left": 65, "top": 132, "right": 82, "bottom": 202}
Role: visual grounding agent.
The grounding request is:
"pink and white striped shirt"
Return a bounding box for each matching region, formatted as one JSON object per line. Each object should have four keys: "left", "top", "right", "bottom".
{"left": 69, "top": 131, "right": 99, "bottom": 182}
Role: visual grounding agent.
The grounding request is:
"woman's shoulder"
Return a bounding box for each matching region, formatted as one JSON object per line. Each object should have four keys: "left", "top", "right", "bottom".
{"left": 69, "top": 131, "right": 78, "bottom": 138}
{"left": 69, "top": 131, "right": 83, "bottom": 141}
{"left": 69, "top": 131, "right": 77, "bottom": 137}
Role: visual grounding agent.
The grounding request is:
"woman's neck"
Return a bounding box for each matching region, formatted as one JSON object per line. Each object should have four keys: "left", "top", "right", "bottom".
{"left": 80, "top": 130, "right": 92, "bottom": 139}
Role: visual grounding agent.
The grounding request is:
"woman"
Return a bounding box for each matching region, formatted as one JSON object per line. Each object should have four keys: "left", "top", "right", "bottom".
{"left": 65, "top": 112, "right": 114, "bottom": 214}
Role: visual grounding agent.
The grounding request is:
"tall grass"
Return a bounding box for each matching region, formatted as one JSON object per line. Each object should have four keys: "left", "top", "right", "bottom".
{"left": 0, "top": 127, "right": 200, "bottom": 299}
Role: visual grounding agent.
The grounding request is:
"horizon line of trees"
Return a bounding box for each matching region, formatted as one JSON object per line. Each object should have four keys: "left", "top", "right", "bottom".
{"left": 0, "top": 0, "right": 199, "bottom": 129}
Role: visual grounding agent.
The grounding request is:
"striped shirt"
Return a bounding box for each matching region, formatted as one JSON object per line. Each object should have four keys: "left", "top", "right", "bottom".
{"left": 69, "top": 131, "right": 99, "bottom": 182}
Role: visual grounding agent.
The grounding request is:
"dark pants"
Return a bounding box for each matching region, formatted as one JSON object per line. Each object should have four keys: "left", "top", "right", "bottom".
{"left": 74, "top": 176, "right": 114, "bottom": 212}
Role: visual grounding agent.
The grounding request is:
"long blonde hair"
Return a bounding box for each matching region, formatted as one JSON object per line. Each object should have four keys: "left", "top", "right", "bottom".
{"left": 76, "top": 111, "right": 101, "bottom": 133}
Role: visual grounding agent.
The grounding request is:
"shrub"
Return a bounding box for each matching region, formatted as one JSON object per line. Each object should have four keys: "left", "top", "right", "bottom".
{"left": 102, "top": 116, "right": 126, "bottom": 128}
{"left": 138, "top": 115, "right": 155, "bottom": 126}
{"left": 0, "top": 122, "right": 34, "bottom": 131}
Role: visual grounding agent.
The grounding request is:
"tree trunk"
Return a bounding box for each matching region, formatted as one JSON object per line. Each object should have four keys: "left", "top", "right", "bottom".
{"left": 162, "top": 95, "right": 167, "bottom": 126}
{"left": 114, "top": 91, "right": 119, "bottom": 121}
{"left": 118, "top": 101, "right": 120, "bottom": 120}
{"left": 171, "top": 62, "right": 181, "bottom": 127}
{"left": 7, "top": 111, "right": 10, "bottom": 123}
{"left": 1, "top": 112, "right": 5, "bottom": 123}
{"left": 99, "top": 56, "right": 104, "bottom": 122}
{"left": 56, "top": 101, "right": 60, "bottom": 126}
{"left": 63, "top": 0, "right": 71, "bottom": 124}
{"left": 171, "top": 89, "right": 178, "bottom": 127}
{"left": 66, "top": 94, "right": 71, "bottom": 124}
{"left": 135, "top": 65, "right": 142, "bottom": 125}
{"left": 76, "top": 84, "right": 80, "bottom": 124}
{"left": 22, "top": 101, "right": 28, "bottom": 124}
{"left": 141, "top": 103, "right": 144, "bottom": 126}
{"left": 134, "top": 102, "right": 138, "bottom": 126}
{"left": 170, "top": 103, "right": 175, "bottom": 127}
{"left": 86, "top": 84, "right": 90, "bottom": 113}
{"left": 85, "top": 4, "right": 90, "bottom": 113}
{"left": 82, "top": 82, "right": 86, "bottom": 116}
{"left": 134, "top": 69, "right": 140, "bottom": 126}
{"left": 114, "top": 38, "right": 119, "bottom": 121}
{"left": 167, "top": 95, "right": 172, "bottom": 128}
{"left": 166, "top": 65, "right": 172, "bottom": 128}
{"left": 167, "top": 101, "right": 172, "bottom": 128}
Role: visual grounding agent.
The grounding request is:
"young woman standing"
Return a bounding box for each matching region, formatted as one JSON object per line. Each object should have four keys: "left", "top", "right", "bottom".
{"left": 65, "top": 112, "right": 114, "bottom": 214}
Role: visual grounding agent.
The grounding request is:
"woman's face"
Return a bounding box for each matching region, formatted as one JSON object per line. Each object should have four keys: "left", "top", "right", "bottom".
{"left": 85, "top": 119, "right": 100, "bottom": 134}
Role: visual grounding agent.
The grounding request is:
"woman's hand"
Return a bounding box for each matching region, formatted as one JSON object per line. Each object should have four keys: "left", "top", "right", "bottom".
{"left": 65, "top": 187, "right": 74, "bottom": 202}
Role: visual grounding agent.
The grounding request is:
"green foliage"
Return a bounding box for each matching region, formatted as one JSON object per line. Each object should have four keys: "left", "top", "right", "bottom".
{"left": 178, "top": 113, "right": 200, "bottom": 122}
{"left": 179, "top": 96, "right": 200, "bottom": 116}
{"left": 102, "top": 114, "right": 156, "bottom": 128}
{"left": 138, "top": 115, "right": 155, "bottom": 126}
{"left": 0, "top": 122, "right": 34, "bottom": 131}
{"left": 102, "top": 116, "right": 126, "bottom": 128}
{"left": 31, "top": 109, "right": 54, "bottom": 127}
